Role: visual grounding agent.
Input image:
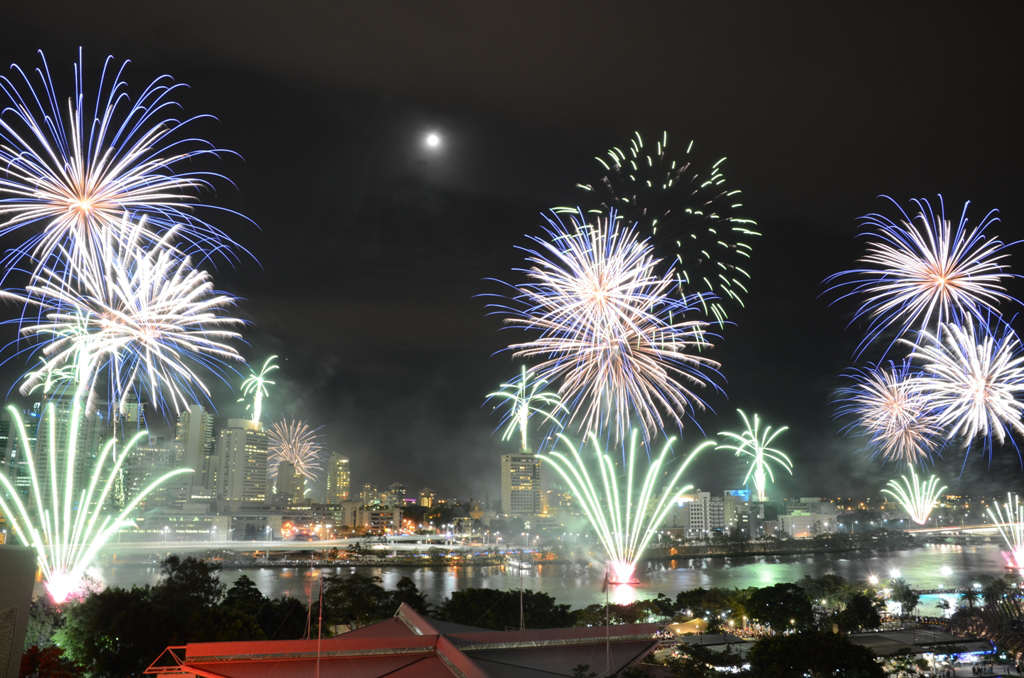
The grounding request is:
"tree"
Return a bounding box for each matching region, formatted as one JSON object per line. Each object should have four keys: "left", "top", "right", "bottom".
{"left": 55, "top": 586, "right": 159, "bottom": 677}
{"left": 23, "top": 598, "right": 63, "bottom": 650}
{"left": 222, "top": 575, "right": 266, "bottom": 618}
{"left": 747, "top": 583, "right": 812, "bottom": 631}
{"left": 961, "top": 588, "right": 980, "bottom": 609}
{"left": 890, "top": 579, "right": 919, "bottom": 618}
{"left": 981, "top": 576, "right": 1009, "bottom": 606}
{"left": 391, "top": 576, "right": 429, "bottom": 614}
{"left": 836, "top": 593, "right": 881, "bottom": 632}
{"left": 256, "top": 597, "right": 308, "bottom": 640}
{"left": 319, "top": 573, "right": 393, "bottom": 628}
{"left": 439, "top": 589, "right": 573, "bottom": 630}
{"left": 747, "top": 631, "right": 884, "bottom": 677}
{"left": 19, "top": 645, "right": 79, "bottom": 677}
{"left": 158, "top": 555, "right": 225, "bottom": 607}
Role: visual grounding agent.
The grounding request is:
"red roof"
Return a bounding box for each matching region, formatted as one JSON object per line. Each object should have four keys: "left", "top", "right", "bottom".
{"left": 146, "top": 604, "right": 662, "bottom": 677}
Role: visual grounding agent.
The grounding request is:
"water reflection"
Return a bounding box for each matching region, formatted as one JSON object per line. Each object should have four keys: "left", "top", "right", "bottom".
{"left": 95, "top": 543, "right": 1008, "bottom": 609}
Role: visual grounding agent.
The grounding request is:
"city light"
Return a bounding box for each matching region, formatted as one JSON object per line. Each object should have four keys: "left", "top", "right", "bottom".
{"left": 424, "top": 131, "right": 442, "bottom": 149}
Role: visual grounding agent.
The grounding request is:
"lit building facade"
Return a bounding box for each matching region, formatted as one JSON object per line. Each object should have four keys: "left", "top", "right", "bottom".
{"left": 500, "top": 453, "right": 541, "bottom": 515}
{"left": 174, "top": 404, "right": 215, "bottom": 497}
{"left": 324, "top": 453, "right": 351, "bottom": 503}
{"left": 213, "top": 419, "right": 269, "bottom": 505}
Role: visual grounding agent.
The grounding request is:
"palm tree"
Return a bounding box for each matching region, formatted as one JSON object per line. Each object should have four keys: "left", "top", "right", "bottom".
{"left": 937, "top": 598, "right": 950, "bottom": 614}
{"left": 961, "top": 588, "right": 980, "bottom": 609}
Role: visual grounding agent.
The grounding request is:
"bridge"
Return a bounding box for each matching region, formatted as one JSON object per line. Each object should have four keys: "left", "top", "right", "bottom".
{"left": 905, "top": 523, "right": 1011, "bottom": 536}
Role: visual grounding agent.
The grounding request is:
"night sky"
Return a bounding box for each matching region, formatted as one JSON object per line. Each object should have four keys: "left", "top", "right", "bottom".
{"left": 4, "top": 2, "right": 1024, "bottom": 500}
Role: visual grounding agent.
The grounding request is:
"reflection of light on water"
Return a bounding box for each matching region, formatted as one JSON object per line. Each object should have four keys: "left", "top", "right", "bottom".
{"left": 609, "top": 583, "right": 637, "bottom": 606}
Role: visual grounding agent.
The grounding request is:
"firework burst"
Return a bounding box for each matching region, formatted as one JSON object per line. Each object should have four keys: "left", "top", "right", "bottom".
{"left": 717, "top": 409, "right": 792, "bottom": 502}
{"left": 267, "top": 419, "right": 323, "bottom": 482}
{"left": 494, "top": 209, "right": 722, "bottom": 442}
{"left": 0, "top": 398, "right": 192, "bottom": 603}
{"left": 487, "top": 365, "right": 567, "bottom": 451}
{"left": 564, "top": 131, "right": 759, "bottom": 326}
{"left": 0, "top": 49, "right": 248, "bottom": 276}
{"left": 881, "top": 466, "right": 946, "bottom": 525}
{"left": 239, "top": 355, "right": 278, "bottom": 426}
{"left": 825, "top": 195, "right": 1018, "bottom": 357}
{"left": 834, "top": 361, "right": 940, "bottom": 464}
{"left": 905, "top": 318, "right": 1024, "bottom": 457}
{"left": 987, "top": 493, "right": 1024, "bottom": 572}
{"left": 541, "top": 430, "right": 712, "bottom": 584}
{"left": 3, "top": 214, "right": 244, "bottom": 415}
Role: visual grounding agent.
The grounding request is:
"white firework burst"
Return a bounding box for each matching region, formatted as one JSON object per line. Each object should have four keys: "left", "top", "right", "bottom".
{"left": 496, "top": 209, "right": 722, "bottom": 441}
{"left": 835, "top": 362, "right": 940, "bottom": 464}
{"left": 906, "top": 318, "right": 1024, "bottom": 455}
{"left": 826, "top": 196, "right": 1017, "bottom": 356}
{"left": 3, "top": 214, "right": 244, "bottom": 415}
{"left": 267, "top": 419, "right": 323, "bottom": 482}
{"left": 0, "top": 49, "right": 246, "bottom": 276}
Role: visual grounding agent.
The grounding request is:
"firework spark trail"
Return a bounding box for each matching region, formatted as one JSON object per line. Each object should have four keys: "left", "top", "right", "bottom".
{"left": 239, "top": 355, "right": 278, "bottom": 426}
{"left": 0, "top": 48, "right": 249, "bottom": 276}
{"left": 2, "top": 214, "right": 244, "bottom": 415}
{"left": 825, "top": 195, "right": 1018, "bottom": 358}
{"left": 541, "top": 430, "right": 712, "bottom": 584}
{"left": 717, "top": 409, "right": 792, "bottom": 502}
{"left": 494, "top": 209, "right": 723, "bottom": 442}
{"left": 880, "top": 466, "right": 946, "bottom": 525}
{"left": 834, "top": 361, "right": 940, "bottom": 464}
{"left": 486, "top": 365, "right": 566, "bottom": 451}
{"left": 563, "top": 131, "right": 759, "bottom": 326}
{"left": 0, "top": 398, "right": 192, "bottom": 603}
{"left": 987, "top": 493, "right": 1024, "bottom": 572}
{"left": 905, "top": 318, "right": 1024, "bottom": 458}
{"left": 267, "top": 419, "right": 323, "bottom": 482}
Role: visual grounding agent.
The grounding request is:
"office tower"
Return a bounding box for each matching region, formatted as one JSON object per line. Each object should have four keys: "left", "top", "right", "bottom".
{"left": 418, "top": 488, "right": 435, "bottom": 508}
{"left": 499, "top": 453, "right": 541, "bottom": 515}
{"left": 174, "top": 404, "right": 215, "bottom": 496}
{"left": 359, "top": 482, "right": 378, "bottom": 506}
{"left": 324, "top": 453, "right": 351, "bottom": 503}
{"left": 123, "top": 436, "right": 186, "bottom": 509}
{"left": 274, "top": 460, "right": 303, "bottom": 505}
{"left": 213, "top": 419, "right": 269, "bottom": 505}
{"left": 384, "top": 481, "right": 407, "bottom": 505}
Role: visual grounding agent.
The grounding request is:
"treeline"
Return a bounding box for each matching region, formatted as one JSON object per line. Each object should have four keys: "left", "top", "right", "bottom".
{"left": 22, "top": 557, "right": 906, "bottom": 677}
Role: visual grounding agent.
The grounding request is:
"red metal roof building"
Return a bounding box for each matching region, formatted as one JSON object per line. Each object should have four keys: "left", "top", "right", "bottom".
{"left": 145, "top": 603, "right": 662, "bottom": 677}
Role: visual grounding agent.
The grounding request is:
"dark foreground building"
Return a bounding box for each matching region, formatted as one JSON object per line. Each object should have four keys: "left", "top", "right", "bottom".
{"left": 145, "top": 603, "right": 661, "bottom": 677}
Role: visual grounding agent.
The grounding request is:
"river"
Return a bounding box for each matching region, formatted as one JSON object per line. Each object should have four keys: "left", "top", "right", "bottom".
{"left": 94, "top": 542, "right": 1008, "bottom": 609}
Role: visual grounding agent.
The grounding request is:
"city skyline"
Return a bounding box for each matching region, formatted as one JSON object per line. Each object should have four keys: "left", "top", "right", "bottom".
{"left": 0, "top": 4, "right": 1021, "bottom": 501}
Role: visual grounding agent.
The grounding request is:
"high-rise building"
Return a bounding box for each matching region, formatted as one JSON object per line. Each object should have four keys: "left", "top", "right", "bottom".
{"left": 123, "top": 436, "right": 186, "bottom": 509}
{"left": 32, "top": 396, "right": 132, "bottom": 507}
{"left": 213, "top": 419, "right": 269, "bottom": 505}
{"left": 174, "top": 404, "right": 215, "bottom": 497}
{"left": 360, "top": 482, "right": 378, "bottom": 506}
{"left": 274, "top": 460, "right": 303, "bottom": 505}
{"left": 383, "top": 481, "right": 407, "bottom": 505}
{"left": 417, "top": 488, "right": 435, "bottom": 508}
{"left": 500, "top": 453, "right": 541, "bottom": 515}
{"left": 324, "top": 453, "right": 350, "bottom": 503}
